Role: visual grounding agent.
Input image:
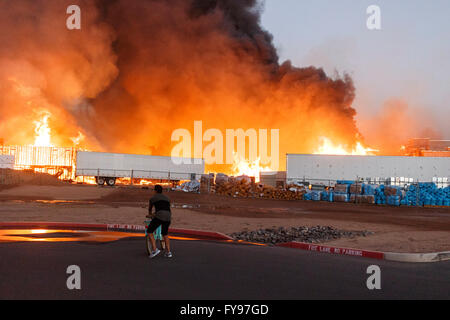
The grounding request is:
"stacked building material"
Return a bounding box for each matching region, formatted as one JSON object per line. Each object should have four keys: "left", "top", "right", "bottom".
{"left": 384, "top": 186, "right": 403, "bottom": 196}
{"left": 306, "top": 190, "right": 321, "bottom": 201}
{"left": 383, "top": 185, "right": 404, "bottom": 206}
{"left": 362, "top": 184, "right": 378, "bottom": 196}
{"left": 214, "top": 173, "right": 305, "bottom": 200}
{"left": 332, "top": 182, "right": 352, "bottom": 202}
{"left": 336, "top": 180, "right": 355, "bottom": 185}
{"left": 200, "top": 173, "right": 215, "bottom": 193}
{"left": 214, "top": 175, "right": 252, "bottom": 197}
{"left": 333, "top": 193, "right": 349, "bottom": 202}
{"left": 386, "top": 195, "right": 401, "bottom": 206}
{"left": 320, "top": 190, "right": 334, "bottom": 202}
{"left": 403, "top": 183, "right": 450, "bottom": 206}
{"left": 375, "top": 185, "right": 386, "bottom": 204}
{"left": 349, "top": 183, "right": 363, "bottom": 195}
{"left": 334, "top": 183, "right": 350, "bottom": 194}
{"left": 349, "top": 194, "right": 375, "bottom": 204}
{"left": 344, "top": 183, "right": 375, "bottom": 204}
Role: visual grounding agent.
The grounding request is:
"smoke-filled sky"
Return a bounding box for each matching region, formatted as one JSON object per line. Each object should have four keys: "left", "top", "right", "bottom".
{"left": 262, "top": 0, "right": 450, "bottom": 144}
{"left": 0, "top": 0, "right": 447, "bottom": 172}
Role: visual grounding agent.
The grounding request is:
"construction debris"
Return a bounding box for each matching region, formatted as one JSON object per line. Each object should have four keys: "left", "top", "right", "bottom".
{"left": 0, "top": 168, "right": 66, "bottom": 186}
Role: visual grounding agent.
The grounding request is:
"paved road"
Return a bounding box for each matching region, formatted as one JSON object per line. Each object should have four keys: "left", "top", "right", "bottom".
{"left": 0, "top": 237, "right": 449, "bottom": 299}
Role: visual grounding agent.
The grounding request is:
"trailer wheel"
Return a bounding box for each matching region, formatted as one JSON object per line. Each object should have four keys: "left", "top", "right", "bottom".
{"left": 96, "top": 177, "right": 105, "bottom": 186}
{"left": 106, "top": 178, "right": 116, "bottom": 186}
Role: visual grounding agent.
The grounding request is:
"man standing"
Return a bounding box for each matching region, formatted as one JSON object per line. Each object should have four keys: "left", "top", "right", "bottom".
{"left": 146, "top": 185, "right": 172, "bottom": 258}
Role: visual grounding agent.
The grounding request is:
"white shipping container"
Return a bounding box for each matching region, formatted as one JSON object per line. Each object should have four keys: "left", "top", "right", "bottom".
{"left": 0, "top": 155, "right": 14, "bottom": 169}
{"left": 76, "top": 151, "right": 205, "bottom": 185}
{"left": 287, "top": 154, "right": 450, "bottom": 183}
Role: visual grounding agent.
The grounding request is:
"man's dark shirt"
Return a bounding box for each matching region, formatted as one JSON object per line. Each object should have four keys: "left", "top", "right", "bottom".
{"left": 149, "top": 193, "right": 171, "bottom": 221}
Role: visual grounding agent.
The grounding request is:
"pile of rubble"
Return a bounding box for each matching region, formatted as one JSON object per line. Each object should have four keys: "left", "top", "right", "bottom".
{"left": 230, "top": 226, "right": 374, "bottom": 245}
{"left": 0, "top": 168, "right": 66, "bottom": 186}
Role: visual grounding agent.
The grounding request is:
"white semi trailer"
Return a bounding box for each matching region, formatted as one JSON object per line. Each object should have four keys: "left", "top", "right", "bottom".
{"left": 287, "top": 154, "right": 450, "bottom": 185}
{"left": 75, "top": 151, "right": 205, "bottom": 186}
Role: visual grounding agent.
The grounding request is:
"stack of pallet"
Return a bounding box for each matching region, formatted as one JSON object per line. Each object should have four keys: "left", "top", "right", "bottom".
{"left": 384, "top": 186, "right": 402, "bottom": 196}
{"left": 349, "top": 194, "right": 375, "bottom": 204}
{"left": 200, "top": 173, "right": 215, "bottom": 194}
{"left": 334, "top": 184, "right": 350, "bottom": 194}
{"left": 349, "top": 183, "right": 363, "bottom": 194}
{"left": 215, "top": 176, "right": 254, "bottom": 197}
{"left": 214, "top": 173, "right": 305, "bottom": 200}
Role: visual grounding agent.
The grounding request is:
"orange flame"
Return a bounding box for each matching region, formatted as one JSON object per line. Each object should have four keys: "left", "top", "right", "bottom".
{"left": 33, "top": 111, "right": 53, "bottom": 147}
{"left": 313, "top": 137, "right": 377, "bottom": 156}
{"left": 231, "top": 153, "right": 271, "bottom": 181}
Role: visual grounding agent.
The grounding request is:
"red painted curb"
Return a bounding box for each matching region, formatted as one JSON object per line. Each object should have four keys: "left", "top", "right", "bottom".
{"left": 105, "top": 223, "right": 233, "bottom": 240}
{"left": 169, "top": 228, "right": 233, "bottom": 241}
{"left": 276, "top": 241, "right": 385, "bottom": 260}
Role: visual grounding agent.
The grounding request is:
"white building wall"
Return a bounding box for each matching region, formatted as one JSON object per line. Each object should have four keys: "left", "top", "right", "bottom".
{"left": 287, "top": 154, "right": 450, "bottom": 184}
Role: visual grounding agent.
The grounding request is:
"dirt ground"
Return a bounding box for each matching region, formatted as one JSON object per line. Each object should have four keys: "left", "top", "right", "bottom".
{"left": 0, "top": 183, "right": 449, "bottom": 253}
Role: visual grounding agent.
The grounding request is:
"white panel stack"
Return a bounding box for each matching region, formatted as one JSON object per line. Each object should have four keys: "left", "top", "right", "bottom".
{"left": 287, "top": 154, "right": 450, "bottom": 183}
{"left": 0, "top": 155, "right": 14, "bottom": 169}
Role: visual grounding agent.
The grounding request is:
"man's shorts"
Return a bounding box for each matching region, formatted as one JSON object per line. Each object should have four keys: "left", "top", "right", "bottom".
{"left": 147, "top": 217, "right": 171, "bottom": 236}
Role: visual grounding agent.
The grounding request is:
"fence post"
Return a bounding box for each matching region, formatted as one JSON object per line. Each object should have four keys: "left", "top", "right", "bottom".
{"left": 416, "top": 180, "right": 420, "bottom": 207}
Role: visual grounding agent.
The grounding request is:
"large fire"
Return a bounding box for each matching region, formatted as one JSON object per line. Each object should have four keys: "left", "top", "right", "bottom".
{"left": 33, "top": 111, "right": 53, "bottom": 147}
{"left": 5, "top": 111, "right": 380, "bottom": 182}
{"left": 0, "top": 0, "right": 443, "bottom": 183}
{"left": 231, "top": 153, "right": 272, "bottom": 182}
{"left": 313, "top": 137, "right": 377, "bottom": 156}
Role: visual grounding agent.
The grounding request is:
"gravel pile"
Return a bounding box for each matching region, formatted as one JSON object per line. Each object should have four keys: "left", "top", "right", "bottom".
{"left": 230, "top": 226, "right": 374, "bottom": 245}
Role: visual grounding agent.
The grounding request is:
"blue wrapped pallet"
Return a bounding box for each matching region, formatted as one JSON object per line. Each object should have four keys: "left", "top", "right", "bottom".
{"left": 363, "top": 184, "right": 377, "bottom": 196}
{"left": 306, "top": 181, "right": 450, "bottom": 207}
{"left": 320, "top": 191, "right": 334, "bottom": 202}
{"left": 387, "top": 195, "right": 401, "bottom": 206}
{"left": 336, "top": 180, "right": 354, "bottom": 185}
{"left": 374, "top": 185, "right": 386, "bottom": 204}
{"left": 405, "top": 183, "right": 450, "bottom": 207}
{"left": 313, "top": 191, "right": 321, "bottom": 201}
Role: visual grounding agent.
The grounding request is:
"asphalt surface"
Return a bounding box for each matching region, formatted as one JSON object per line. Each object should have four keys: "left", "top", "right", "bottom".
{"left": 0, "top": 237, "right": 449, "bottom": 299}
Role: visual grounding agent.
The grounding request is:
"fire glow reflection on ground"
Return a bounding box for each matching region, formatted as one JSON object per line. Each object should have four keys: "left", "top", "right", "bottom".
{"left": 0, "top": 229, "right": 203, "bottom": 243}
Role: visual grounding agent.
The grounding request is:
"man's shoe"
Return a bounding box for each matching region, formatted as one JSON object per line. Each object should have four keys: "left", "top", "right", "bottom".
{"left": 149, "top": 249, "right": 161, "bottom": 258}
{"left": 164, "top": 251, "right": 173, "bottom": 258}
